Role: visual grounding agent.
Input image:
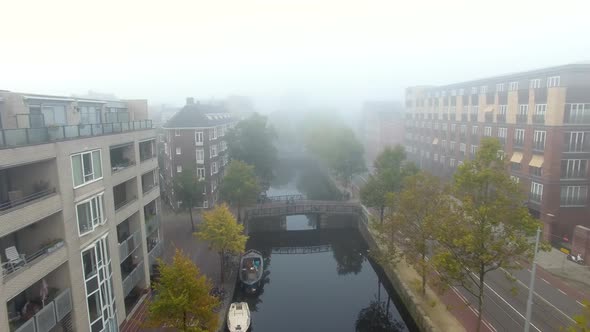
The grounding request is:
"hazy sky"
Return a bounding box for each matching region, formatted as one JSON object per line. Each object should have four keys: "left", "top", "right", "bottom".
{"left": 0, "top": 0, "right": 588, "bottom": 112}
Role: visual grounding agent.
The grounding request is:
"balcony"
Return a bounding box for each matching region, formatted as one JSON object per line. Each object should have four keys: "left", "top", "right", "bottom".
{"left": 148, "top": 241, "right": 163, "bottom": 272}
{"left": 141, "top": 171, "right": 158, "bottom": 195}
{"left": 110, "top": 143, "right": 136, "bottom": 173}
{"left": 118, "top": 231, "right": 142, "bottom": 263}
{"left": 516, "top": 114, "right": 528, "bottom": 123}
{"left": 461, "top": 114, "right": 468, "bottom": 122}
{"left": 532, "top": 114, "right": 545, "bottom": 124}
{"left": 139, "top": 139, "right": 156, "bottom": 162}
{"left": 564, "top": 112, "right": 590, "bottom": 125}
{"left": 122, "top": 260, "right": 145, "bottom": 297}
{"left": 114, "top": 179, "right": 138, "bottom": 212}
{"left": 0, "top": 120, "right": 153, "bottom": 149}
{"left": 145, "top": 213, "right": 161, "bottom": 236}
{"left": 485, "top": 113, "right": 493, "bottom": 123}
{"left": 470, "top": 114, "right": 478, "bottom": 122}
{"left": 496, "top": 114, "right": 506, "bottom": 123}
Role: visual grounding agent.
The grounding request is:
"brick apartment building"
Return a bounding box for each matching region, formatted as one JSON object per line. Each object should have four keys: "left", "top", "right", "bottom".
{"left": 361, "top": 101, "right": 405, "bottom": 168}
{"left": 160, "top": 98, "right": 235, "bottom": 209}
{"left": 0, "top": 91, "right": 162, "bottom": 331}
{"left": 404, "top": 64, "right": 590, "bottom": 245}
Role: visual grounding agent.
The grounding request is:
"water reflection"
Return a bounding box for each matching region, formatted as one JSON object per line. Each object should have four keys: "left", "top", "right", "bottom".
{"left": 356, "top": 300, "right": 406, "bottom": 332}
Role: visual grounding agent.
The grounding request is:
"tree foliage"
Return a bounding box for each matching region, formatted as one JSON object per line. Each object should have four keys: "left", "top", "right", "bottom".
{"left": 355, "top": 301, "right": 404, "bottom": 332}
{"left": 432, "top": 137, "right": 541, "bottom": 332}
{"left": 174, "top": 168, "right": 205, "bottom": 231}
{"left": 195, "top": 204, "right": 248, "bottom": 282}
{"left": 564, "top": 299, "right": 590, "bottom": 332}
{"left": 145, "top": 250, "right": 220, "bottom": 332}
{"left": 226, "top": 113, "right": 277, "bottom": 186}
{"left": 219, "top": 160, "right": 261, "bottom": 221}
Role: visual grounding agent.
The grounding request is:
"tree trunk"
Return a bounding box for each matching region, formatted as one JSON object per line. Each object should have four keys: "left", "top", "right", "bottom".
{"left": 476, "top": 267, "right": 485, "bottom": 332}
{"left": 183, "top": 311, "right": 187, "bottom": 331}
{"left": 189, "top": 207, "right": 194, "bottom": 232}
{"left": 220, "top": 250, "right": 225, "bottom": 283}
{"left": 421, "top": 251, "right": 427, "bottom": 296}
{"left": 379, "top": 206, "right": 385, "bottom": 224}
{"left": 237, "top": 203, "right": 241, "bottom": 223}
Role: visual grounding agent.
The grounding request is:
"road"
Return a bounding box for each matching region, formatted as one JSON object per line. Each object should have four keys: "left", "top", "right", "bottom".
{"left": 449, "top": 260, "right": 587, "bottom": 332}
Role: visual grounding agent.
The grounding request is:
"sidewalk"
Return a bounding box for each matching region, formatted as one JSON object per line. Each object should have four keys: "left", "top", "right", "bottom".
{"left": 536, "top": 248, "right": 590, "bottom": 298}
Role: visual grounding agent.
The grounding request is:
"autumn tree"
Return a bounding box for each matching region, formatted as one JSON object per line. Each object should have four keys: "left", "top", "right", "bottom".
{"left": 360, "top": 176, "right": 387, "bottom": 223}
{"left": 219, "top": 160, "right": 260, "bottom": 222}
{"left": 391, "top": 171, "right": 451, "bottom": 296}
{"left": 174, "top": 168, "right": 205, "bottom": 231}
{"left": 433, "top": 137, "right": 540, "bottom": 332}
{"left": 195, "top": 204, "right": 248, "bottom": 283}
{"left": 564, "top": 299, "right": 590, "bottom": 331}
{"left": 145, "top": 250, "right": 220, "bottom": 332}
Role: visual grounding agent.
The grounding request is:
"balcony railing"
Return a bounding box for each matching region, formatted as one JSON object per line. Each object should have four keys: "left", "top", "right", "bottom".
{"left": 122, "top": 261, "right": 144, "bottom": 297}
{"left": 111, "top": 160, "right": 136, "bottom": 173}
{"left": 142, "top": 181, "right": 158, "bottom": 194}
{"left": 0, "top": 120, "right": 153, "bottom": 149}
{"left": 118, "top": 231, "right": 142, "bottom": 262}
{"left": 148, "top": 241, "right": 163, "bottom": 269}
{"left": 145, "top": 214, "right": 161, "bottom": 235}
{"left": 533, "top": 141, "right": 545, "bottom": 151}
{"left": 115, "top": 195, "right": 137, "bottom": 211}
{"left": 529, "top": 193, "right": 542, "bottom": 204}
{"left": 470, "top": 114, "right": 478, "bottom": 122}
{"left": 533, "top": 114, "right": 545, "bottom": 124}
{"left": 485, "top": 114, "right": 493, "bottom": 123}
{"left": 2, "top": 240, "right": 65, "bottom": 279}
{"left": 514, "top": 140, "right": 525, "bottom": 149}
{"left": 564, "top": 112, "right": 590, "bottom": 124}
{"left": 496, "top": 114, "right": 506, "bottom": 123}
{"left": 461, "top": 114, "right": 468, "bottom": 122}
{"left": 0, "top": 188, "right": 56, "bottom": 215}
{"left": 10, "top": 288, "right": 72, "bottom": 332}
{"left": 516, "top": 114, "right": 528, "bottom": 123}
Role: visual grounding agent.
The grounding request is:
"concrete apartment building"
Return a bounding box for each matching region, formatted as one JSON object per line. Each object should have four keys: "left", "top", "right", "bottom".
{"left": 404, "top": 64, "right": 590, "bottom": 248}
{"left": 160, "top": 98, "right": 235, "bottom": 209}
{"left": 0, "top": 91, "right": 162, "bottom": 332}
{"left": 360, "top": 101, "right": 405, "bottom": 167}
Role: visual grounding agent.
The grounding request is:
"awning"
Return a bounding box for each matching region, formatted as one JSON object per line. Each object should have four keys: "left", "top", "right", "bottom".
{"left": 483, "top": 105, "right": 495, "bottom": 113}
{"left": 529, "top": 155, "right": 544, "bottom": 168}
{"left": 432, "top": 138, "right": 439, "bottom": 145}
{"left": 510, "top": 152, "right": 523, "bottom": 163}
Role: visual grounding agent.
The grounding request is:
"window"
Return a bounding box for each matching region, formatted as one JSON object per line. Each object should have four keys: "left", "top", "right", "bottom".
{"left": 450, "top": 158, "right": 456, "bottom": 167}
{"left": 533, "top": 130, "right": 546, "bottom": 150}
{"left": 197, "top": 167, "right": 205, "bottom": 180}
{"left": 30, "top": 105, "right": 67, "bottom": 126}
{"left": 210, "top": 145, "right": 218, "bottom": 157}
{"left": 498, "top": 127, "right": 507, "bottom": 138}
{"left": 195, "top": 131, "right": 203, "bottom": 145}
{"left": 479, "top": 86, "right": 487, "bottom": 94}
{"left": 164, "top": 143, "right": 169, "bottom": 155}
{"left": 211, "top": 162, "right": 218, "bottom": 174}
{"left": 202, "top": 200, "right": 209, "bottom": 209}
{"left": 484, "top": 127, "right": 492, "bottom": 137}
{"left": 530, "top": 182, "right": 544, "bottom": 202}
{"left": 450, "top": 141, "right": 456, "bottom": 152}
{"left": 442, "top": 140, "right": 447, "bottom": 150}
{"left": 175, "top": 130, "right": 181, "bottom": 136}
{"left": 196, "top": 149, "right": 204, "bottom": 163}
{"left": 518, "top": 104, "right": 529, "bottom": 116}
{"left": 471, "top": 126, "right": 478, "bottom": 135}
{"left": 499, "top": 105, "right": 507, "bottom": 115}
{"left": 561, "top": 159, "right": 588, "bottom": 179}
{"left": 218, "top": 126, "right": 224, "bottom": 137}
{"left": 497, "top": 150, "right": 505, "bottom": 160}
{"left": 79, "top": 105, "right": 100, "bottom": 124}
{"left": 223, "top": 155, "right": 229, "bottom": 166}
{"left": 71, "top": 149, "right": 103, "bottom": 188}
{"left": 561, "top": 186, "right": 588, "bottom": 207}
{"left": 471, "top": 87, "right": 478, "bottom": 94}
{"left": 547, "top": 76, "right": 560, "bottom": 88}
{"left": 460, "top": 124, "right": 466, "bottom": 134}
{"left": 459, "top": 143, "right": 466, "bottom": 152}
{"left": 440, "top": 155, "right": 445, "bottom": 164}
{"left": 511, "top": 162, "right": 521, "bottom": 171}
{"left": 496, "top": 83, "right": 505, "bottom": 92}
{"left": 451, "top": 124, "right": 456, "bottom": 132}
{"left": 470, "top": 145, "right": 478, "bottom": 154}
{"left": 76, "top": 193, "right": 105, "bottom": 236}
{"left": 564, "top": 103, "right": 590, "bottom": 124}
{"left": 511, "top": 176, "right": 520, "bottom": 183}
{"left": 530, "top": 79, "right": 541, "bottom": 89}
{"left": 564, "top": 132, "right": 590, "bottom": 152}
{"left": 211, "top": 178, "right": 218, "bottom": 192}
{"left": 509, "top": 81, "right": 519, "bottom": 91}
{"left": 530, "top": 166, "right": 542, "bottom": 177}
{"left": 434, "top": 153, "right": 439, "bottom": 161}
{"left": 213, "top": 127, "right": 218, "bottom": 140}
{"left": 177, "top": 165, "right": 182, "bottom": 173}
{"left": 514, "top": 129, "right": 525, "bottom": 146}
{"left": 176, "top": 147, "right": 181, "bottom": 155}
{"left": 535, "top": 104, "right": 547, "bottom": 116}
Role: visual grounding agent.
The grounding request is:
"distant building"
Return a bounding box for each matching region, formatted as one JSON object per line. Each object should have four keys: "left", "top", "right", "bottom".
{"left": 0, "top": 90, "right": 161, "bottom": 331}
{"left": 160, "top": 98, "right": 236, "bottom": 209}
{"left": 361, "top": 101, "right": 405, "bottom": 168}
{"left": 404, "top": 63, "right": 590, "bottom": 245}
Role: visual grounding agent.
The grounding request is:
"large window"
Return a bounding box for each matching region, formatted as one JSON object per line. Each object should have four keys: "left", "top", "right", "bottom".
{"left": 547, "top": 76, "right": 560, "bottom": 88}
{"left": 72, "top": 149, "right": 103, "bottom": 188}
{"left": 514, "top": 129, "right": 525, "bottom": 147}
{"left": 564, "top": 103, "right": 590, "bottom": 124}
{"left": 529, "top": 79, "right": 541, "bottom": 89}
{"left": 195, "top": 131, "right": 203, "bottom": 145}
{"left": 564, "top": 132, "right": 590, "bottom": 152}
{"left": 509, "top": 81, "right": 519, "bottom": 91}
{"left": 560, "top": 186, "right": 588, "bottom": 207}
{"left": 533, "top": 130, "right": 546, "bottom": 150}
{"left": 77, "top": 193, "right": 105, "bottom": 236}
{"left": 561, "top": 159, "right": 588, "bottom": 179}
{"left": 197, "top": 167, "right": 205, "bottom": 180}
{"left": 80, "top": 105, "right": 101, "bottom": 124}
{"left": 484, "top": 127, "right": 492, "bottom": 137}
{"left": 530, "top": 182, "right": 543, "bottom": 203}
{"left": 196, "top": 149, "right": 204, "bottom": 164}
{"left": 210, "top": 145, "right": 218, "bottom": 158}
{"left": 498, "top": 127, "right": 507, "bottom": 138}
{"left": 82, "top": 235, "right": 117, "bottom": 332}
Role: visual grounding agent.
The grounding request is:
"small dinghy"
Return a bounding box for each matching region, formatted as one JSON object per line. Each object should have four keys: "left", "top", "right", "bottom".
{"left": 227, "top": 302, "right": 250, "bottom": 332}
{"left": 239, "top": 249, "right": 263, "bottom": 293}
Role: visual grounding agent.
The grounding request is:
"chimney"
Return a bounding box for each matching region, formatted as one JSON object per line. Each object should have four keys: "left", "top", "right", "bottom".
{"left": 186, "top": 97, "right": 194, "bottom": 105}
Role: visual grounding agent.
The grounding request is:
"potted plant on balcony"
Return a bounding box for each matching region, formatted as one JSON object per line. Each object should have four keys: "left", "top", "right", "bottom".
{"left": 45, "top": 239, "right": 64, "bottom": 254}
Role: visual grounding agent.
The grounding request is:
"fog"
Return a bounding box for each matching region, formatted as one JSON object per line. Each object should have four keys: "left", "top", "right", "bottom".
{"left": 0, "top": 0, "right": 588, "bottom": 113}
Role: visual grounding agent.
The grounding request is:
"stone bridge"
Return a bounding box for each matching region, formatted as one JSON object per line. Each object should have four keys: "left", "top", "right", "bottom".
{"left": 244, "top": 195, "right": 363, "bottom": 221}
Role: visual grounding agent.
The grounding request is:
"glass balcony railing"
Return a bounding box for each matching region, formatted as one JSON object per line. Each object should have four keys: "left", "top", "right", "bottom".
{"left": 0, "top": 120, "right": 153, "bottom": 149}
{"left": 122, "top": 261, "right": 144, "bottom": 297}
{"left": 516, "top": 114, "right": 528, "bottom": 123}
{"left": 1, "top": 240, "right": 65, "bottom": 280}
{"left": 9, "top": 288, "right": 72, "bottom": 332}
{"left": 0, "top": 188, "right": 56, "bottom": 215}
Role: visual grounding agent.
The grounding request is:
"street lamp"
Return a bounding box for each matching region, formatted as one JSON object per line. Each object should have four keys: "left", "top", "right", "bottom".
{"left": 524, "top": 226, "right": 541, "bottom": 332}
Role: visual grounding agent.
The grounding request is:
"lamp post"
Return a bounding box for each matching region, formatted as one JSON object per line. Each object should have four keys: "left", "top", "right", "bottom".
{"left": 524, "top": 226, "right": 541, "bottom": 332}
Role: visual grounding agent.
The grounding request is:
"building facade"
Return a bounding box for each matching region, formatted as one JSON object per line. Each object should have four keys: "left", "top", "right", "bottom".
{"left": 0, "top": 91, "right": 162, "bottom": 332}
{"left": 160, "top": 98, "right": 235, "bottom": 209}
{"left": 361, "top": 101, "right": 405, "bottom": 168}
{"left": 404, "top": 64, "right": 590, "bottom": 245}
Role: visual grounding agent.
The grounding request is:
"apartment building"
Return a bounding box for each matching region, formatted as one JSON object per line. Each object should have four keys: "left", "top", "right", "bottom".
{"left": 404, "top": 64, "right": 590, "bottom": 245}
{"left": 160, "top": 98, "right": 235, "bottom": 209}
{"left": 0, "top": 91, "right": 162, "bottom": 332}
{"left": 361, "top": 101, "right": 405, "bottom": 167}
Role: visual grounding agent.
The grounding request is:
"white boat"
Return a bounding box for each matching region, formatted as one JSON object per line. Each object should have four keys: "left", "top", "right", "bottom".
{"left": 239, "top": 250, "right": 264, "bottom": 291}
{"left": 227, "top": 302, "right": 250, "bottom": 332}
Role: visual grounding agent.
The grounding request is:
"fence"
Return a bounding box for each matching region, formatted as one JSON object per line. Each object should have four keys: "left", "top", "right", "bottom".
{"left": 13, "top": 288, "right": 72, "bottom": 332}
{"left": 123, "top": 261, "right": 144, "bottom": 297}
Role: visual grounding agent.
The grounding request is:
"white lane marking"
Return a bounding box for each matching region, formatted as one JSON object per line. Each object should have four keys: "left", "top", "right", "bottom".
{"left": 527, "top": 268, "right": 532, "bottom": 273}
{"left": 465, "top": 302, "right": 497, "bottom": 332}
{"left": 558, "top": 289, "right": 567, "bottom": 296}
{"left": 502, "top": 268, "right": 575, "bottom": 324}
{"left": 471, "top": 272, "right": 543, "bottom": 332}
{"left": 541, "top": 278, "right": 550, "bottom": 285}
{"left": 576, "top": 300, "right": 586, "bottom": 307}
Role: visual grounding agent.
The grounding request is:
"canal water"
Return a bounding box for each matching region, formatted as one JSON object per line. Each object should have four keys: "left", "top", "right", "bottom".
{"left": 230, "top": 161, "right": 417, "bottom": 332}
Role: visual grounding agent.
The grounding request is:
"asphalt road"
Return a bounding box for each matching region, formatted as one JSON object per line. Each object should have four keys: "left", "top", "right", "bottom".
{"left": 454, "top": 263, "right": 584, "bottom": 332}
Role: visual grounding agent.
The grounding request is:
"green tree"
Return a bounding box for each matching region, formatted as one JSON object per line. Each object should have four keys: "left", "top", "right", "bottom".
{"left": 174, "top": 168, "right": 205, "bottom": 232}
{"left": 564, "top": 299, "right": 590, "bottom": 331}
{"left": 226, "top": 113, "right": 277, "bottom": 187}
{"left": 391, "top": 172, "right": 450, "bottom": 296}
{"left": 195, "top": 204, "right": 248, "bottom": 283}
{"left": 145, "top": 249, "right": 220, "bottom": 332}
{"left": 360, "top": 175, "right": 387, "bottom": 223}
{"left": 432, "top": 137, "right": 541, "bottom": 332}
{"left": 220, "top": 160, "right": 261, "bottom": 222}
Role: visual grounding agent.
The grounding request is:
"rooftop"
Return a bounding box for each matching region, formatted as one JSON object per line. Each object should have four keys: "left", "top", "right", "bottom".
{"left": 163, "top": 102, "right": 234, "bottom": 128}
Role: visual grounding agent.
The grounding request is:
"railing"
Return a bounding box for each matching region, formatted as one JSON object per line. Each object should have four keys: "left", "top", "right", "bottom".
{"left": 496, "top": 114, "right": 506, "bottom": 123}
{"left": 111, "top": 160, "right": 136, "bottom": 173}
{"left": 529, "top": 193, "right": 542, "bottom": 204}
{"left": 470, "top": 114, "right": 478, "bottom": 122}
{"left": 12, "top": 288, "right": 72, "bottom": 332}
{"left": 0, "top": 188, "right": 56, "bottom": 214}
{"left": 516, "top": 114, "right": 528, "bottom": 123}
{"left": 114, "top": 195, "right": 137, "bottom": 211}
{"left": 2, "top": 240, "right": 65, "bottom": 279}
{"left": 142, "top": 181, "right": 158, "bottom": 194}
{"left": 258, "top": 194, "right": 305, "bottom": 203}
{"left": 533, "top": 141, "right": 545, "bottom": 151}
{"left": 145, "top": 214, "right": 161, "bottom": 235}
{"left": 118, "top": 231, "right": 141, "bottom": 261}
{"left": 272, "top": 245, "right": 332, "bottom": 255}
{"left": 485, "top": 114, "right": 493, "bottom": 123}
{"left": 122, "top": 261, "right": 144, "bottom": 297}
{"left": 533, "top": 114, "right": 545, "bottom": 124}
{"left": 514, "top": 140, "right": 525, "bottom": 149}
{"left": 564, "top": 112, "right": 590, "bottom": 124}
{"left": 245, "top": 200, "right": 362, "bottom": 220}
{"left": 148, "top": 241, "right": 163, "bottom": 268}
{"left": 461, "top": 114, "right": 468, "bottom": 122}
{"left": 0, "top": 120, "right": 153, "bottom": 149}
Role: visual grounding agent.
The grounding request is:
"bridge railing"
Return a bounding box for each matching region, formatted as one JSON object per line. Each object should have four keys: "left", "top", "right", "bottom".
{"left": 244, "top": 201, "right": 363, "bottom": 220}
{"left": 258, "top": 194, "right": 305, "bottom": 203}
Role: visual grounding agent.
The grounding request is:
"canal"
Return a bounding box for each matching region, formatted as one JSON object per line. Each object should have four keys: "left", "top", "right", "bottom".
{"left": 230, "top": 160, "right": 417, "bottom": 332}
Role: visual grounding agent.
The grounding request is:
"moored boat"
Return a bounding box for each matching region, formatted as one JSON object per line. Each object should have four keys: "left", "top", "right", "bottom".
{"left": 227, "top": 302, "right": 250, "bottom": 332}
{"left": 239, "top": 249, "right": 264, "bottom": 293}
